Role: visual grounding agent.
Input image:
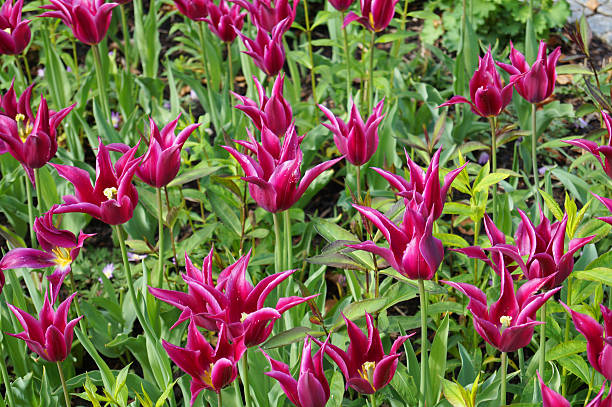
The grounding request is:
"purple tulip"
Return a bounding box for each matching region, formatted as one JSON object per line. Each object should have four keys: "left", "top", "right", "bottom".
{"left": 592, "top": 192, "right": 612, "bottom": 225}
{"left": 561, "top": 302, "right": 612, "bottom": 382}
{"left": 51, "top": 139, "right": 141, "bottom": 225}
{"left": 237, "top": 18, "right": 289, "bottom": 76}
{"left": 173, "top": 0, "right": 209, "bottom": 20}
{"left": 233, "top": 0, "right": 297, "bottom": 33}
{"left": 319, "top": 99, "right": 385, "bottom": 166}
{"left": 0, "top": 0, "right": 31, "bottom": 55}
{"left": 328, "top": 0, "right": 354, "bottom": 12}
{"left": 348, "top": 203, "right": 443, "bottom": 280}
{"left": 223, "top": 123, "right": 342, "bottom": 213}
{"left": 565, "top": 111, "right": 612, "bottom": 180}
{"left": 7, "top": 290, "right": 82, "bottom": 362}
{"left": 317, "top": 312, "right": 409, "bottom": 394}
{"left": 40, "top": 0, "right": 118, "bottom": 45}
{"left": 539, "top": 370, "right": 611, "bottom": 407}
{"left": 262, "top": 337, "right": 330, "bottom": 407}
{"left": 205, "top": 0, "right": 245, "bottom": 43}
{"left": 163, "top": 320, "right": 244, "bottom": 406}
{"left": 149, "top": 249, "right": 316, "bottom": 347}
{"left": 497, "top": 40, "right": 561, "bottom": 104}
{"left": 372, "top": 148, "right": 466, "bottom": 220}
{"left": 439, "top": 48, "right": 514, "bottom": 117}
{"left": 344, "top": 0, "right": 398, "bottom": 32}
{"left": 233, "top": 74, "right": 293, "bottom": 137}
{"left": 442, "top": 259, "right": 560, "bottom": 353}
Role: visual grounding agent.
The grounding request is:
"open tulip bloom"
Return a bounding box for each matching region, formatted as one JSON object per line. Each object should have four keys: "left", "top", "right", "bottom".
{"left": 51, "top": 139, "right": 141, "bottom": 225}
{"left": 0, "top": 0, "right": 31, "bottom": 55}
{"left": 237, "top": 17, "right": 289, "bottom": 77}
{"left": 539, "top": 371, "right": 612, "bottom": 407}
{"left": 344, "top": 0, "right": 399, "bottom": 32}
{"left": 7, "top": 290, "right": 82, "bottom": 363}
{"left": 317, "top": 312, "right": 409, "bottom": 394}
{"left": 442, "top": 258, "right": 560, "bottom": 353}
{"left": 262, "top": 337, "right": 330, "bottom": 407}
{"left": 223, "top": 123, "right": 342, "bottom": 213}
{"left": 150, "top": 249, "right": 316, "bottom": 347}
{"left": 566, "top": 111, "right": 612, "bottom": 180}
{"left": 204, "top": 0, "right": 245, "bottom": 43}
{"left": 233, "top": 0, "right": 297, "bottom": 33}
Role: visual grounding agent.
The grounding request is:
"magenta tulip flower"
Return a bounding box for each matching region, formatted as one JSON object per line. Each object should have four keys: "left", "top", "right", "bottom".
{"left": 565, "top": 111, "right": 612, "bottom": 180}
{"left": 0, "top": 92, "right": 74, "bottom": 182}
{"left": 233, "top": 74, "right": 293, "bottom": 137}
{"left": 51, "top": 139, "right": 141, "bottom": 225}
{"left": 319, "top": 99, "right": 385, "bottom": 166}
{"left": 40, "top": 0, "right": 118, "bottom": 45}
{"left": 318, "top": 312, "right": 409, "bottom": 394}
{"left": 442, "top": 259, "right": 560, "bottom": 353}
{"left": 373, "top": 148, "right": 466, "bottom": 220}
{"left": 204, "top": 0, "right": 245, "bottom": 43}
{"left": 344, "top": 0, "right": 398, "bottom": 32}
{"left": 233, "top": 0, "right": 297, "bottom": 33}
{"left": 163, "top": 320, "right": 244, "bottom": 405}
{"left": 539, "top": 370, "right": 611, "bottom": 407}
{"left": 223, "top": 123, "right": 342, "bottom": 213}
{"left": 237, "top": 18, "right": 289, "bottom": 76}
{"left": 149, "top": 249, "right": 316, "bottom": 347}
{"left": 328, "top": 0, "right": 354, "bottom": 12}
{"left": 7, "top": 290, "right": 82, "bottom": 362}
{"left": 173, "top": 0, "right": 209, "bottom": 20}
{"left": 439, "top": 48, "right": 513, "bottom": 117}
{"left": 0, "top": 0, "right": 31, "bottom": 55}
{"left": 262, "top": 337, "right": 330, "bottom": 407}
{"left": 497, "top": 40, "right": 561, "bottom": 104}
{"left": 592, "top": 192, "right": 612, "bottom": 225}
{"left": 561, "top": 302, "right": 612, "bottom": 382}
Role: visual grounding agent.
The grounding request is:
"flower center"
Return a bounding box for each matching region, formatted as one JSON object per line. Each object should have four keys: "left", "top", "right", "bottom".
{"left": 240, "top": 312, "right": 249, "bottom": 323}
{"left": 500, "top": 315, "right": 512, "bottom": 328}
{"left": 103, "top": 187, "right": 118, "bottom": 200}
{"left": 51, "top": 247, "right": 73, "bottom": 269}
{"left": 200, "top": 363, "right": 215, "bottom": 388}
{"left": 358, "top": 361, "right": 377, "bottom": 390}
{"left": 15, "top": 113, "right": 33, "bottom": 142}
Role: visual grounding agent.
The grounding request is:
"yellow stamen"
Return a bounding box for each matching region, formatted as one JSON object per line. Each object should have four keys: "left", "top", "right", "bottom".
{"left": 500, "top": 316, "right": 512, "bottom": 328}
{"left": 103, "top": 187, "right": 118, "bottom": 200}
{"left": 52, "top": 247, "right": 73, "bottom": 269}
{"left": 240, "top": 312, "right": 249, "bottom": 323}
{"left": 200, "top": 363, "right": 214, "bottom": 388}
{"left": 15, "top": 113, "right": 33, "bottom": 142}
{"left": 358, "top": 361, "right": 377, "bottom": 390}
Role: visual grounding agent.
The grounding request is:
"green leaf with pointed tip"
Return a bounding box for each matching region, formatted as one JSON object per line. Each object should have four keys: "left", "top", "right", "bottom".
{"left": 263, "top": 327, "right": 324, "bottom": 349}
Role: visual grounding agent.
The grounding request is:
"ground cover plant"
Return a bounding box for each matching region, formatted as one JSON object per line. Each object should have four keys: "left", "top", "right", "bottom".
{"left": 0, "top": 0, "right": 611, "bottom": 405}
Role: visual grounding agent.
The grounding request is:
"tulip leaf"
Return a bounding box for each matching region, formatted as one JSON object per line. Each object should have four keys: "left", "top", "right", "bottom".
{"left": 332, "top": 298, "right": 388, "bottom": 331}
{"left": 263, "top": 327, "right": 324, "bottom": 349}
{"left": 539, "top": 189, "right": 564, "bottom": 222}
{"left": 429, "top": 314, "right": 450, "bottom": 404}
{"left": 328, "top": 371, "right": 345, "bottom": 407}
{"left": 379, "top": 268, "right": 446, "bottom": 294}
{"left": 306, "top": 252, "right": 367, "bottom": 271}
{"left": 473, "top": 173, "right": 509, "bottom": 193}
{"left": 155, "top": 379, "right": 178, "bottom": 407}
{"left": 313, "top": 218, "right": 374, "bottom": 269}
{"left": 546, "top": 340, "right": 587, "bottom": 362}
{"left": 434, "top": 233, "right": 469, "bottom": 248}
{"left": 557, "top": 354, "right": 590, "bottom": 384}
{"left": 166, "top": 165, "right": 221, "bottom": 187}
{"left": 573, "top": 268, "right": 612, "bottom": 287}
{"left": 555, "top": 65, "right": 594, "bottom": 75}
{"left": 442, "top": 379, "right": 469, "bottom": 407}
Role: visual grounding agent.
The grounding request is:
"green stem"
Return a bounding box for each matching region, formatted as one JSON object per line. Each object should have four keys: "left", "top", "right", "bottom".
{"left": 418, "top": 279, "right": 428, "bottom": 407}
{"left": 34, "top": 168, "right": 43, "bottom": 215}
{"left": 369, "top": 393, "right": 377, "bottom": 407}
{"left": 21, "top": 53, "right": 31, "bottom": 83}
{"left": 584, "top": 368, "right": 596, "bottom": 407}
{"left": 227, "top": 42, "right": 236, "bottom": 128}
{"left": 356, "top": 164, "right": 361, "bottom": 203}
{"left": 113, "top": 225, "right": 157, "bottom": 340}
{"left": 531, "top": 103, "right": 540, "bottom": 208}
{"left": 164, "top": 187, "right": 179, "bottom": 275}
{"left": 562, "top": 276, "right": 572, "bottom": 397}
{"left": 197, "top": 22, "right": 220, "bottom": 133}
{"left": 273, "top": 213, "right": 283, "bottom": 274}
{"left": 156, "top": 187, "right": 165, "bottom": 287}
{"left": 302, "top": 0, "right": 316, "bottom": 103}
{"left": 57, "top": 361, "right": 71, "bottom": 407}
{"left": 368, "top": 30, "right": 375, "bottom": 112}
{"left": 240, "top": 353, "right": 252, "bottom": 407}
{"left": 341, "top": 12, "right": 351, "bottom": 103}
{"left": 25, "top": 174, "right": 35, "bottom": 246}
{"left": 518, "top": 348, "right": 525, "bottom": 383}
{"left": 92, "top": 44, "right": 111, "bottom": 122}
{"left": 13, "top": 54, "right": 25, "bottom": 85}
{"left": 0, "top": 338, "right": 15, "bottom": 407}
{"left": 472, "top": 218, "right": 480, "bottom": 285}
{"left": 489, "top": 117, "right": 497, "bottom": 221}
{"left": 283, "top": 210, "right": 292, "bottom": 271}
{"left": 500, "top": 352, "right": 507, "bottom": 406}
{"left": 120, "top": 5, "right": 130, "bottom": 71}
{"left": 539, "top": 301, "right": 547, "bottom": 379}
{"left": 217, "top": 390, "right": 223, "bottom": 407}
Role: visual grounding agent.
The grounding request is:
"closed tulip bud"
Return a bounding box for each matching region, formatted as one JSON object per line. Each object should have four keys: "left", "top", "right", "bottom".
{"left": 237, "top": 18, "right": 288, "bottom": 76}
{"left": 233, "top": 0, "right": 297, "bottom": 33}
{"left": 0, "top": 0, "right": 31, "bottom": 55}
{"left": 344, "top": 0, "right": 398, "bottom": 32}
{"left": 174, "top": 0, "right": 209, "bottom": 20}
{"left": 439, "top": 48, "right": 514, "bottom": 118}
{"left": 40, "top": 0, "right": 118, "bottom": 45}
{"left": 328, "top": 0, "right": 354, "bottom": 12}
{"left": 497, "top": 40, "right": 561, "bottom": 104}
{"left": 205, "top": 0, "right": 245, "bottom": 43}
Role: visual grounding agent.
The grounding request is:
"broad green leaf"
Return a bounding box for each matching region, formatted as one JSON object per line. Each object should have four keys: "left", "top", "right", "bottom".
{"left": 573, "top": 268, "right": 612, "bottom": 286}
{"left": 546, "top": 340, "right": 587, "bottom": 362}
{"left": 434, "top": 233, "right": 469, "bottom": 248}
{"left": 263, "top": 327, "right": 324, "bottom": 349}
{"left": 429, "top": 314, "right": 450, "bottom": 404}
{"left": 473, "top": 173, "right": 509, "bottom": 192}
{"left": 167, "top": 165, "right": 221, "bottom": 187}
{"left": 539, "top": 189, "right": 563, "bottom": 222}
{"left": 442, "top": 379, "right": 468, "bottom": 407}
{"left": 332, "top": 298, "right": 388, "bottom": 330}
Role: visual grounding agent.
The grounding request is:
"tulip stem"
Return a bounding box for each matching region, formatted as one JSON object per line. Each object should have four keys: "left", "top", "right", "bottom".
{"left": 302, "top": 0, "right": 316, "bottom": 103}
{"left": 283, "top": 210, "right": 292, "bottom": 271}
{"left": 197, "top": 22, "right": 221, "bottom": 134}
{"left": 539, "top": 301, "right": 547, "bottom": 379}
{"left": 273, "top": 212, "right": 283, "bottom": 274}
{"left": 418, "top": 279, "right": 428, "bottom": 407}
{"left": 21, "top": 53, "right": 32, "bottom": 83}
{"left": 368, "top": 30, "right": 375, "bottom": 113}
{"left": 156, "top": 187, "right": 165, "bottom": 288}
{"left": 227, "top": 42, "right": 236, "bottom": 129}
{"left": 240, "top": 352, "right": 252, "bottom": 407}
{"left": 0, "top": 335, "right": 16, "bottom": 407}
{"left": 356, "top": 165, "right": 362, "bottom": 203}
{"left": 57, "top": 361, "right": 71, "bottom": 407}
{"left": 341, "top": 12, "right": 351, "bottom": 103}
{"left": 92, "top": 44, "right": 111, "bottom": 123}
{"left": 34, "top": 168, "right": 43, "bottom": 215}
{"left": 164, "top": 187, "right": 179, "bottom": 275}
{"left": 24, "top": 174, "right": 36, "bottom": 246}
{"left": 217, "top": 390, "right": 223, "bottom": 407}
{"left": 120, "top": 5, "right": 130, "bottom": 71}
{"left": 531, "top": 103, "right": 540, "bottom": 209}
{"left": 488, "top": 117, "right": 497, "bottom": 221}
{"left": 500, "top": 352, "right": 507, "bottom": 406}
{"left": 369, "top": 393, "right": 377, "bottom": 407}
{"left": 561, "top": 276, "right": 572, "bottom": 396}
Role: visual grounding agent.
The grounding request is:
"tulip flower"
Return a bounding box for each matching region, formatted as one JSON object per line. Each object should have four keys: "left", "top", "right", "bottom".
{"left": 565, "top": 111, "right": 612, "bottom": 180}
{"left": 150, "top": 249, "right": 316, "bottom": 347}
{"left": 497, "top": 41, "right": 561, "bottom": 104}
{"left": 441, "top": 259, "right": 560, "bottom": 353}
{"left": 328, "top": 0, "right": 354, "bottom": 12}
{"left": 204, "top": 0, "right": 245, "bottom": 43}
{"left": 561, "top": 302, "right": 612, "bottom": 382}
{"left": 317, "top": 313, "right": 409, "bottom": 394}
{"left": 0, "top": 0, "right": 31, "bottom": 55}
{"left": 51, "top": 139, "right": 141, "bottom": 225}
{"left": 233, "top": 74, "right": 293, "bottom": 137}
{"left": 173, "top": 0, "right": 209, "bottom": 20}
{"left": 539, "top": 373, "right": 612, "bottom": 407}
{"left": 348, "top": 203, "right": 444, "bottom": 281}
{"left": 261, "top": 337, "right": 330, "bottom": 407}
{"left": 344, "top": 0, "right": 398, "bottom": 32}
{"left": 0, "top": 93, "right": 74, "bottom": 182}
{"left": 40, "top": 0, "right": 118, "bottom": 45}
{"left": 439, "top": 48, "right": 513, "bottom": 118}
{"left": 163, "top": 320, "right": 244, "bottom": 405}
{"left": 237, "top": 18, "right": 289, "bottom": 77}
{"left": 319, "top": 99, "right": 385, "bottom": 166}
{"left": 372, "top": 148, "right": 466, "bottom": 220}
{"left": 592, "top": 193, "right": 612, "bottom": 225}
{"left": 0, "top": 80, "right": 33, "bottom": 156}
{"left": 223, "top": 123, "right": 342, "bottom": 213}
{"left": 233, "top": 0, "right": 297, "bottom": 33}
{"left": 7, "top": 290, "right": 82, "bottom": 362}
